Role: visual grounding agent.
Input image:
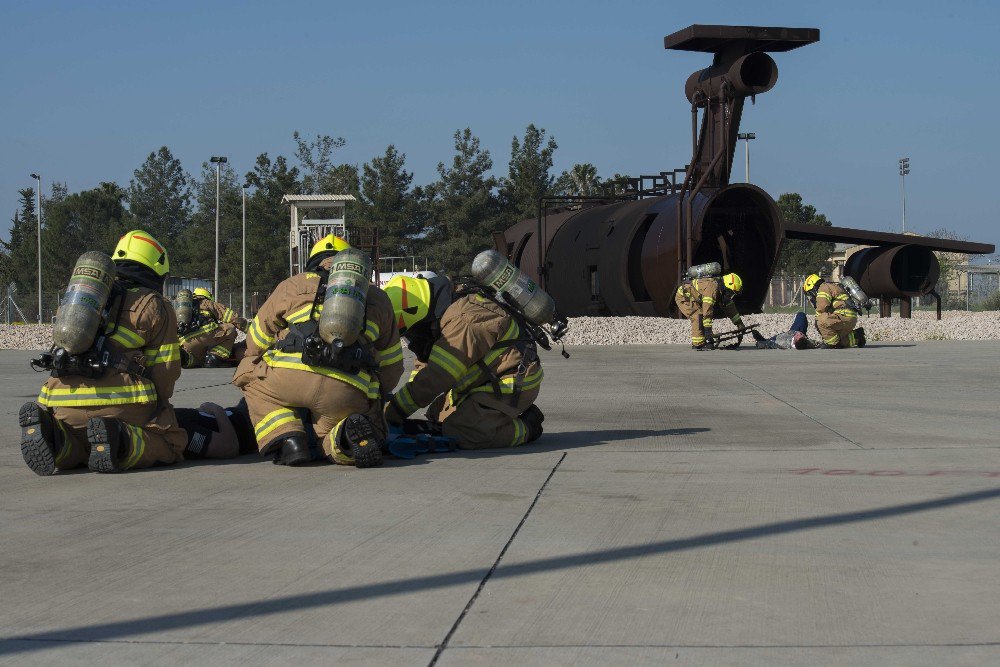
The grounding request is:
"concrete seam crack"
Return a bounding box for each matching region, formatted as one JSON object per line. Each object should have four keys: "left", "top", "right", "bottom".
{"left": 427, "top": 451, "right": 567, "bottom": 667}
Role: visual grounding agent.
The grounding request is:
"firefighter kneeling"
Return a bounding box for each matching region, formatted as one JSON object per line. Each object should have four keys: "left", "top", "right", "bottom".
{"left": 19, "top": 230, "right": 187, "bottom": 475}
{"left": 675, "top": 264, "right": 745, "bottom": 349}
{"left": 382, "top": 253, "right": 557, "bottom": 449}
{"left": 177, "top": 287, "right": 247, "bottom": 368}
{"left": 233, "top": 235, "right": 403, "bottom": 467}
{"left": 803, "top": 274, "right": 867, "bottom": 348}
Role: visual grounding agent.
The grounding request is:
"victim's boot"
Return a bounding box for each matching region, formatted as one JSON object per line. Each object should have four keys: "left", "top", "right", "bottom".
{"left": 269, "top": 433, "right": 311, "bottom": 466}
{"left": 520, "top": 405, "right": 546, "bottom": 444}
{"left": 19, "top": 402, "right": 60, "bottom": 476}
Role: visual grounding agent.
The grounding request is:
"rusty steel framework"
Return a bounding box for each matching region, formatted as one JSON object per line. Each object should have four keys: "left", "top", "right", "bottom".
{"left": 495, "top": 25, "right": 995, "bottom": 319}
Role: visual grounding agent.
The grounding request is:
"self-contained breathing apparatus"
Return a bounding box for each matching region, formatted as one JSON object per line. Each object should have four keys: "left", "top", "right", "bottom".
{"left": 275, "top": 248, "right": 378, "bottom": 375}
{"left": 31, "top": 252, "right": 149, "bottom": 381}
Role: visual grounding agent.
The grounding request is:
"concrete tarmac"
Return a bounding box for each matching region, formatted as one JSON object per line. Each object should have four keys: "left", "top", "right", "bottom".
{"left": 0, "top": 343, "right": 998, "bottom": 665}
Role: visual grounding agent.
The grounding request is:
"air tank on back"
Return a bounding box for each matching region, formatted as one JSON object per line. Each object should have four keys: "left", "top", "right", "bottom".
{"left": 174, "top": 289, "right": 194, "bottom": 328}
{"left": 686, "top": 262, "right": 722, "bottom": 279}
{"left": 471, "top": 249, "right": 558, "bottom": 326}
{"left": 53, "top": 251, "right": 116, "bottom": 355}
{"left": 838, "top": 276, "right": 870, "bottom": 311}
{"left": 318, "top": 248, "right": 371, "bottom": 346}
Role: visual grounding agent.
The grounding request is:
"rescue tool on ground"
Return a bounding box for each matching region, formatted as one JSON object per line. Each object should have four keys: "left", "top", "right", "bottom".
{"left": 21, "top": 230, "right": 187, "bottom": 475}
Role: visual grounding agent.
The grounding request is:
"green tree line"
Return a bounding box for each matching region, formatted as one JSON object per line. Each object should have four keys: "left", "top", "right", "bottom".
{"left": 2, "top": 125, "right": 836, "bottom": 318}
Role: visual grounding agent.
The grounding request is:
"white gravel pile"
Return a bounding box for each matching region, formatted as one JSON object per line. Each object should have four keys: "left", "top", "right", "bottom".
{"left": 2, "top": 311, "right": 999, "bottom": 349}
{"left": 0, "top": 325, "right": 246, "bottom": 350}
{"left": 561, "top": 310, "right": 1000, "bottom": 346}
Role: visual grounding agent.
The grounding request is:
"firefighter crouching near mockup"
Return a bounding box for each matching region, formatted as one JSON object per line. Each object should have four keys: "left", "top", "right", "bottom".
{"left": 675, "top": 265, "right": 745, "bottom": 349}
{"left": 177, "top": 287, "right": 247, "bottom": 368}
{"left": 382, "top": 251, "right": 560, "bottom": 449}
{"left": 19, "top": 230, "right": 187, "bottom": 475}
{"left": 803, "top": 274, "right": 867, "bottom": 348}
{"left": 233, "top": 235, "right": 404, "bottom": 467}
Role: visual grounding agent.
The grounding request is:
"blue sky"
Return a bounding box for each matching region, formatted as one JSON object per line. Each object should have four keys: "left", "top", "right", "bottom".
{"left": 2, "top": 0, "right": 998, "bottom": 250}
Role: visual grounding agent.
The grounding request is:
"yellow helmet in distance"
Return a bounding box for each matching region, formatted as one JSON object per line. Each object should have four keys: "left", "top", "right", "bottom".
{"left": 193, "top": 287, "right": 213, "bottom": 300}
{"left": 113, "top": 230, "right": 169, "bottom": 277}
{"left": 803, "top": 274, "right": 823, "bottom": 293}
{"left": 722, "top": 273, "right": 743, "bottom": 293}
{"left": 384, "top": 275, "right": 431, "bottom": 333}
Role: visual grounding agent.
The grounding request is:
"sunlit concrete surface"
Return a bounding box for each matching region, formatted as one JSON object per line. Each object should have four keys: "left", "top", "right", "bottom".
{"left": 1, "top": 342, "right": 998, "bottom": 665}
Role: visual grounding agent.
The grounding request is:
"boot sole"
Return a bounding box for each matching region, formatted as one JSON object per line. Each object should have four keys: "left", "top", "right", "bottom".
{"left": 343, "top": 415, "right": 383, "bottom": 468}
{"left": 87, "top": 417, "right": 122, "bottom": 474}
{"left": 19, "top": 403, "right": 56, "bottom": 476}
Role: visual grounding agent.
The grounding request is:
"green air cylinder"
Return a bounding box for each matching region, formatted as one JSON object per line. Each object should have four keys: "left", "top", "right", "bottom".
{"left": 686, "top": 262, "right": 722, "bottom": 279}
{"left": 839, "top": 276, "right": 870, "bottom": 311}
{"left": 174, "top": 289, "right": 194, "bottom": 327}
{"left": 53, "top": 251, "right": 116, "bottom": 354}
{"left": 471, "top": 249, "right": 557, "bottom": 326}
{"left": 318, "top": 248, "right": 372, "bottom": 346}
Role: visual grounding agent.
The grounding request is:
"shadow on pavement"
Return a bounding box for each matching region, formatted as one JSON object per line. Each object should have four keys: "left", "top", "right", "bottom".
{"left": 3, "top": 485, "right": 999, "bottom": 656}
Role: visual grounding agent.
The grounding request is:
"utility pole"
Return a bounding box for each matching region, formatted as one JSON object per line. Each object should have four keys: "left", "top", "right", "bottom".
{"left": 898, "top": 157, "right": 910, "bottom": 233}
{"left": 210, "top": 156, "right": 228, "bottom": 296}
{"left": 241, "top": 182, "right": 250, "bottom": 317}
{"left": 737, "top": 132, "right": 756, "bottom": 182}
{"left": 29, "top": 173, "right": 42, "bottom": 322}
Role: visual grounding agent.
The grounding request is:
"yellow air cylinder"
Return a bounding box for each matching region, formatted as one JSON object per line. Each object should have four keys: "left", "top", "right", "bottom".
{"left": 318, "top": 248, "right": 371, "bottom": 346}
{"left": 53, "top": 252, "right": 116, "bottom": 354}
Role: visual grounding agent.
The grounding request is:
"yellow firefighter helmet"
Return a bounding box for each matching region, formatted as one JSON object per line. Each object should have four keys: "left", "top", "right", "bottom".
{"left": 722, "top": 273, "right": 743, "bottom": 293}
{"left": 384, "top": 275, "right": 431, "bottom": 333}
{"left": 193, "top": 287, "right": 213, "bottom": 300}
{"left": 113, "top": 230, "right": 169, "bottom": 277}
{"left": 309, "top": 234, "right": 351, "bottom": 259}
{"left": 803, "top": 274, "right": 823, "bottom": 293}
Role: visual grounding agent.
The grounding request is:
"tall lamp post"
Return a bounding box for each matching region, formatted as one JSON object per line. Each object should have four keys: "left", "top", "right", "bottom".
{"left": 241, "top": 181, "right": 250, "bottom": 317}
{"left": 898, "top": 157, "right": 910, "bottom": 233}
{"left": 29, "top": 173, "right": 42, "bottom": 322}
{"left": 209, "top": 156, "right": 228, "bottom": 296}
{"left": 737, "top": 132, "right": 756, "bottom": 182}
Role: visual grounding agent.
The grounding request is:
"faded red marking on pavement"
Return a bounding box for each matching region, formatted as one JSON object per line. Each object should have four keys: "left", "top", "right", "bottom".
{"left": 787, "top": 468, "right": 1000, "bottom": 478}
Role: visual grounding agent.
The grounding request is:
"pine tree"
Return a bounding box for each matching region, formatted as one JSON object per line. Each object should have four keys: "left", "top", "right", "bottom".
{"left": 774, "top": 193, "right": 834, "bottom": 276}
{"left": 498, "top": 124, "right": 559, "bottom": 224}
{"left": 424, "top": 128, "right": 499, "bottom": 274}
{"left": 3, "top": 189, "right": 39, "bottom": 297}
{"left": 358, "top": 145, "right": 422, "bottom": 257}
{"left": 127, "top": 146, "right": 192, "bottom": 244}
{"left": 243, "top": 152, "right": 303, "bottom": 294}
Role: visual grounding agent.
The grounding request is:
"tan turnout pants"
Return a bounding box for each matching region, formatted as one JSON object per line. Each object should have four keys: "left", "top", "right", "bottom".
{"left": 50, "top": 403, "right": 187, "bottom": 471}
{"left": 181, "top": 323, "right": 239, "bottom": 367}
{"left": 816, "top": 313, "right": 858, "bottom": 348}
{"left": 239, "top": 363, "right": 384, "bottom": 461}
{"left": 675, "top": 299, "right": 706, "bottom": 345}
{"left": 428, "top": 386, "right": 541, "bottom": 450}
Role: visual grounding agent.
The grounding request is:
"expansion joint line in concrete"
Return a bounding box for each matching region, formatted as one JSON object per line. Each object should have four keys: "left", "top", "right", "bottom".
{"left": 428, "top": 452, "right": 567, "bottom": 667}
{"left": 725, "top": 369, "right": 866, "bottom": 449}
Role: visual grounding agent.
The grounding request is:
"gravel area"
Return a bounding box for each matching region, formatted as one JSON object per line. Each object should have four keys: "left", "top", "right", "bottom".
{"left": 2, "top": 311, "right": 999, "bottom": 350}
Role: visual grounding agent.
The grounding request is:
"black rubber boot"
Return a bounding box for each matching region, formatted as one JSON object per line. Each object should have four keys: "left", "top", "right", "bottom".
{"left": 520, "top": 405, "right": 545, "bottom": 444}
{"left": 340, "top": 414, "right": 384, "bottom": 468}
{"left": 203, "top": 353, "right": 221, "bottom": 368}
{"left": 854, "top": 327, "right": 867, "bottom": 348}
{"left": 87, "top": 417, "right": 128, "bottom": 473}
{"left": 271, "top": 434, "right": 311, "bottom": 466}
{"left": 19, "top": 402, "right": 59, "bottom": 476}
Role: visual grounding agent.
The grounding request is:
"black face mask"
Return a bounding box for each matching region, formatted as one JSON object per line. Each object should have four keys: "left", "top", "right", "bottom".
{"left": 113, "top": 261, "right": 163, "bottom": 292}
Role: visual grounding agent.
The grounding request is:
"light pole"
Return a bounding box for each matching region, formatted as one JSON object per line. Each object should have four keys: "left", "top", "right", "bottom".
{"left": 29, "top": 173, "right": 42, "bottom": 322}
{"left": 898, "top": 157, "right": 910, "bottom": 233}
{"left": 210, "top": 156, "right": 228, "bottom": 296}
{"left": 737, "top": 132, "right": 756, "bottom": 182}
{"left": 241, "top": 181, "right": 250, "bottom": 317}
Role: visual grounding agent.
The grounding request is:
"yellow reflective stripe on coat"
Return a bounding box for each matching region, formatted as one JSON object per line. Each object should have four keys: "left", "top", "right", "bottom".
{"left": 144, "top": 342, "right": 180, "bottom": 365}
{"left": 180, "top": 322, "right": 217, "bottom": 343}
{"left": 284, "top": 304, "right": 315, "bottom": 325}
{"left": 249, "top": 318, "right": 274, "bottom": 349}
{"left": 429, "top": 345, "right": 466, "bottom": 380}
{"left": 37, "top": 382, "right": 157, "bottom": 407}
{"left": 392, "top": 385, "right": 420, "bottom": 416}
{"left": 364, "top": 319, "right": 380, "bottom": 343}
{"left": 122, "top": 423, "right": 146, "bottom": 469}
{"left": 703, "top": 296, "right": 715, "bottom": 305}
{"left": 222, "top": 308, "right": 236, "bottom": 323}
{"left": 108, "top": 325, "right": 146, "bottom": 349}
{"left": 377, "top": 341, "right": 404, "bottom": 367}
{"left": 210, "top": 345, "right": 231, "bottom": 358}
{"left": 262, "top": 350, "right": 379, "bottom": 399}
{"left": 454, "top": 319, "right": 521, "bottom": 393}
{"left": 254, "top": 407, "right": 299, "bottom": 442}
{"left": 466, "top": 368, "right": 544, "bottom": 396}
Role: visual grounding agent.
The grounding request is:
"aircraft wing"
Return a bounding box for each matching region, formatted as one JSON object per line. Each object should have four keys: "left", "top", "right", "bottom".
{"left": 783, "top": 223, "right": 995, "bottom": 255}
